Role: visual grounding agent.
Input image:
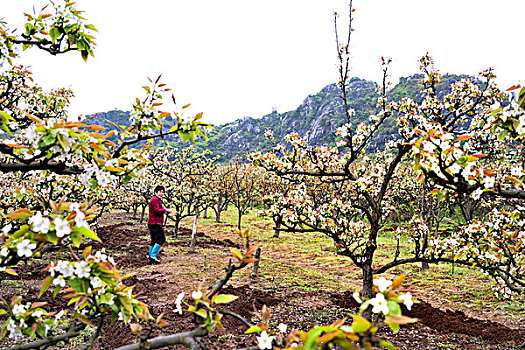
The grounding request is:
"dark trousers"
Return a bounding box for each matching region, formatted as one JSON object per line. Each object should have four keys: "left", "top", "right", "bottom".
{"left": 148, "top": 224, "right": 166, "bottom": 246}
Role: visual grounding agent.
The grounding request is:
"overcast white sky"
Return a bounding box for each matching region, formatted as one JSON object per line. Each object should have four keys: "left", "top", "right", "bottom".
{"left": 2, "top": 0, "right": 524, "bottom": 125}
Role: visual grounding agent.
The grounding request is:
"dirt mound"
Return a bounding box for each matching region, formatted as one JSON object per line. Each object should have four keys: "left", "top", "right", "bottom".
{"left": 333, "top": 290, "right": 525, "bottom": 347}
{"left": 220, "top": 285, "right": 281, "bottom": 318}
{"left": 405, "top": 300, "right": 525, "bottom": 343}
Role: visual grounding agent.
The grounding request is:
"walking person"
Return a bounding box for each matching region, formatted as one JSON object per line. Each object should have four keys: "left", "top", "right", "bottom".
{"left": 147, "top": 185, "right": 170, "bottom": 264}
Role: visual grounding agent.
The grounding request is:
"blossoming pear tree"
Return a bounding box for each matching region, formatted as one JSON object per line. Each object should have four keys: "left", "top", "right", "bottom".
{"left": 146, "top": 145, "right": 217, "bottom": 241}
{"left": 0, "top": 1, "right": 209, "bottom": 347}
{"left": 251, "top": 0, "right": 524, "bottom": 319}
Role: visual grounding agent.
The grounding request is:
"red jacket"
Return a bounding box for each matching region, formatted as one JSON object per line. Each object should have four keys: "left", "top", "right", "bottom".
{"left": 147, "top": 195, "right": 168, "bottom": 225}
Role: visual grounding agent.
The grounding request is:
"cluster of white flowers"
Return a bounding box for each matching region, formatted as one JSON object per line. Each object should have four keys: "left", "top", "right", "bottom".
{"left": 89, "top": 248, "right": 116, "bottom": 265}
{"left": 335, "top": 123, "right": 351, "bottom": 138}
{"left": 4, "top": 302, "right": 62, "bottom": 339}
{"left": 52, "top": 1, "right": 80, "bottom": 24}
{"left": 29, "top": 211, "right": 51, "bottom": 234}
{"left": 129, "top": 106, "right": 156, "bottom": 131}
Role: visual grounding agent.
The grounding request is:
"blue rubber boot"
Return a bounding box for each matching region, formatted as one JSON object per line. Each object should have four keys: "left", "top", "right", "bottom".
{"left": 150, "top": 244, "right": 161, "bottom": 263}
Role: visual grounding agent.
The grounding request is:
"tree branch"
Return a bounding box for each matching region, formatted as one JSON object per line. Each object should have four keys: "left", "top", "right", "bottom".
{"left": 5, "top": 323, "right": 85, "bottom": 350}
{"left": 113, "top": 326, "right": 208, "bottom": 350}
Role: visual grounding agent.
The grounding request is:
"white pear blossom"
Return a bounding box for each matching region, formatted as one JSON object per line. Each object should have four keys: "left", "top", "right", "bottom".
{"left": 483, "top": 176, "right": 495, "bottom": 189}
{"left": 510, "top": 165, "right": 523, "bottom": 177}
{"left": 32, "top": 309, "right": 45, "bottom": 318}
{"left": 54, "top": 217, "right": 71, "bottom": 238}
{"left": 69, "top": 203, "right": 80, "bottom": 212}
{"left": 352, "top": 291, "right": 363, "bottom": 304}
{"left": 369, "top": 293, "right": 389, "bottom": 315}
{"left": 471, "top": 188, "right": 484, "bottom": 200}
{"left": 6, "top": 319, "right": 21, "bottom": 339}
{"left": 448, "top": 162, "right": 462, "bottom": 175}
{"left": 74, "top": 261, "right": 90, "bottom": 278}
{"left": 29, "top": 212, "right": 51, "bottom": 234}
{"left": 173, "top": 292, "right": 185, "bottom": 315}
{"left": 398, "top": 292, "right": 414, "bottom": 311}
{"left": 90, "top": 276, "right": 104, "bottom": 289}
{"left": 0, "top": 247, "right": 9, "bottom": 257}
{"left": 74, "top": 210, "right": 90, "bottom": 229}
{"left": 277, "top": 323, "right": 287, "bottom": 333}
{"left": 16, "top": 239, "right": 37, "bottom": 258}
{"left": 12, "top": 303, "right": 29, "bottom": 316}
{"left": 53, "top": 275, "right": 66, "bottom": 287}
{"left": 256, "top": 331, "right": 274, "bottom": 350}
{"left": 373, "top": 277, "right": 392, "bottom": 292}
{"left": 191, "top": 291, "right": 203, "bottom": 300}
{"left": 1, "top": 223, "right": 12, "bottom": 235}
{"left": 61, "top": 263, "right": 75, "bottom": 278}
{"left": 55, "top": 310, "right": 64, "bottom": 320}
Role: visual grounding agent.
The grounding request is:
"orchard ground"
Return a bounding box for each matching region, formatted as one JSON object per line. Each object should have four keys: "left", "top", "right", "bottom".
{"left": 2, "top": 207, "right": 525, "bottom": 349}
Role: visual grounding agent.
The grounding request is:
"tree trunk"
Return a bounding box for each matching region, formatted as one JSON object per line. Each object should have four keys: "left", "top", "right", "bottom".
{"left": 174, "top": 220, "right": 180, "bottom": 239}
{"left": 237, "top": 209, "right": 242, "bottom": 231}
{"left": 140, "top": 204, "right": 146, "bottom": 223}
{"left": 202, "top": 207, "right": 208, "bottom": 219}
{"left": 251, "top": 247, "right": 261, "bottom": 278}
{"left": 361, "top": 261, "right": 374, "bottom": 320}
{"left": 189, "top": 208, "right": 200, "bottom": 253}
{"left": 273, "top": 217, "right": 282, "bottom": 238}
{"left": 215, "top": 209, "right": 221, "bottom": 223}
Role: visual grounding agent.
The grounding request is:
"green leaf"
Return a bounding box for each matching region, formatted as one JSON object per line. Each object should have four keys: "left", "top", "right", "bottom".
{"left": 53, "top": 285, "right": 61, "bottom": 299}
{"left": 118, "top": 296, "right": 133, "bottom": 313}
{"left": 70, "top": 230, "right": 82, "bottom": 247}
{"left": 518, "top": 87, "right": 525, "bottom": 109}
{"left": 194, "top": 308, "right": 207, "bottom": 319}
{"left": 168, "top": 125, "right": 179, "bottom": 133}
{"left": 244, "top": 325, "right": 263, "bottom": 334}
{"left": 42, "top": 135, "right": 56, "bottom": 147}
{"left": 387, "top": 300, "right": 401, "bottom": 316}
{"left": 6, "top": 208, "right": 33, "bottom": 220}
{"left": 36, "top": 325, "right": 47, "bottom": 338}
{"left": 350, "top": 315, "right": 371, "bottom": 333}
{"left": 178, "top": 130, "right": 190, "bottom": 144}
{"left": 25, "top": 23, "right": 33, "bottom": 35}
{"left": 85, "top": 24, "right": 98, "bottom": 32}
{"left": 39, "top": 276, "right": 54, "bottom": 297}
{"left": 76, "top": 38, "right": 86, "bottom": 51}
{"left": 304, "top": 327, "right": 324, "bottom": 350}
{"left": 230, "top": 248, "right": 243, "bottom": 260}
{"left": 378, "top": 340, "right": 396, "bottom": 350}
{"left": 74, "top": 226, "right": 101, "bottom": 242}
{"left": 68, "top": 277, "right": 83, "bottom": 292}
{"left": 212, "top": 294, "right": 238, "bottom": 304}
{"left": 44, "top": 231, "right": 59, "bottom": 245}
{"left": 387, "top": 322, "right": 400, "bottom": 333}
{"left": 497, "top": 129, "right": 507, "bottom": 142}
{"left": 50, "top": 27, "right": 60, "bottom": 42}
{"left": 333, "top": 339, "right": 359, "bottom": 350}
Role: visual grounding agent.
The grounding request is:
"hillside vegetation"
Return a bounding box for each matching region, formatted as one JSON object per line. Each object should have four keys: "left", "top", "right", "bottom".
{"left": 86, "top": 74, "right": 471, "bottom": 161}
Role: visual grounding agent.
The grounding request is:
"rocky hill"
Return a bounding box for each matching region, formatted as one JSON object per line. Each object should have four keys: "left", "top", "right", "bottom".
{"left": 85, "top": 74, "right": 472, "bottom": 161}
